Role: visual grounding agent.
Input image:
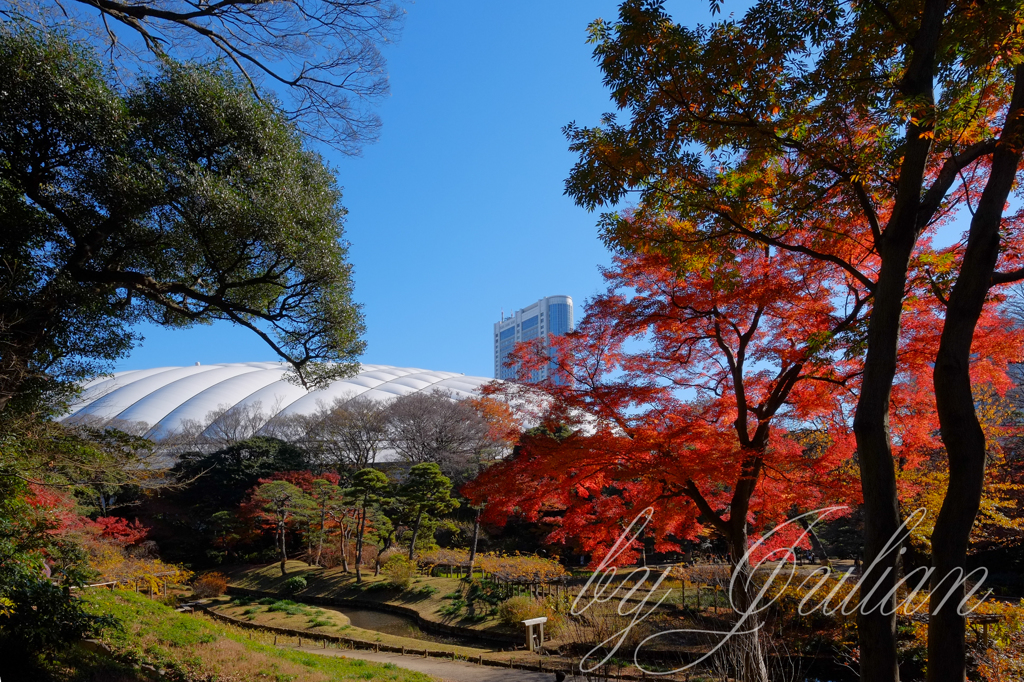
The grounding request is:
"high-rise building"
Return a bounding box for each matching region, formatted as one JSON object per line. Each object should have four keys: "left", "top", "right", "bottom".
{"left": 494, "top": 295, "right": 573, "bottom": 381}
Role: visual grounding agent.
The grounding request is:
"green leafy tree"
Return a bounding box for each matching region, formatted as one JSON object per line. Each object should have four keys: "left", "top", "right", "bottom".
{"left": 0, "top": 25, "right": 366, "bottom": 415}
{"left": 345, "top": 468, "right": 390, "bottom": 582}
{"left": 366, "top": 510, "right": 396, "bottom": 576}
{"left": 173, "top": 437, "right": 309, "bottom": 513}
{"left": 250, "top": 481, "right": 312, "bottom": 576}
{"left": 307, "top": 477, "right": 345, "bottom": 567}
{"left": 399, "top": 463, "right": 458, "bottom": 561}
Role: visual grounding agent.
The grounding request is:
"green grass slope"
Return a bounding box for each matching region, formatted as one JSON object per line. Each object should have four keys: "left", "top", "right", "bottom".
{"left": 9, "top": 589, "right": 438, "bottom": 682}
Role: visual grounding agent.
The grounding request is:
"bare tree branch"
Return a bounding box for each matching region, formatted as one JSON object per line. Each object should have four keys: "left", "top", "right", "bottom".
{"left": 3, "top": 0, "right": 404, "bottom": 152}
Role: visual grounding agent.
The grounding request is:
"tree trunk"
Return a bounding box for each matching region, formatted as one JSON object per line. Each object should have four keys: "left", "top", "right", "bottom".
{"left": 853, "top": 217, "right": 914, "bottom": 682}
{"left": 408, "top": 510, "right": 424, "bottom": 561}
{"left": 340, "top": 522, "right": 350, "bottom": 573}
{"left": 375, "top": 531, "right": 394, "bottom": 576}
{"left": 852, "top": 4, "right": 947, "bottom": 680}
{"left": 355, "top": 505, "right": 367, "bottom": 583}
{"left": 468, "top": 507, "right": 482, "bottom": 576}
{"left": 929, "top": 63, "right": 1024, "bottom": 682}
{"left": 726, "top": 504, "right": 769, "bottom": 682}
{"left": 315, "top": 508, "right": 326, "bottom": 566}
{"left": 279, "top": 522, "right": 288, "bottom": 576}
{"left": 686, "top": 471, "right": 768, "bottom": 682}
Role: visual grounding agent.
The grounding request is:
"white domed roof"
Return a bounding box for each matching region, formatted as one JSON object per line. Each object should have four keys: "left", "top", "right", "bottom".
{"left": 63, "top": 362, "right": 496, "bottom": 441}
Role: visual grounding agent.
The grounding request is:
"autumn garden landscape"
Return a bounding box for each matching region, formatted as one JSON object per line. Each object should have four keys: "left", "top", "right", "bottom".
{"left": 5, "top": 1, "right": 1024, "bottom": 681}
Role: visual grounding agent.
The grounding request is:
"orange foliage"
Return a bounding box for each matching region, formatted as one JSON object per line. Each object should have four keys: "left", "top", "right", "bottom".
{"left": 192, "top": 572, "right": 229, "bottom": 598}
{"left": 468, "top": 242, "right": 1022, "bottom": 568}
{"left": 470, "top": 247, "right": 868, "bottom": 566}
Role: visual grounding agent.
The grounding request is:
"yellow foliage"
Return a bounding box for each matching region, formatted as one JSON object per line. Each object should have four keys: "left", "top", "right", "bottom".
{"left": 84, "top": 535, "right": 191, "bottom": 589}
{"left": 897, "top": 384, "right": 1022, "bottom": 550}
{"left": 900, "top": 466, "right": 1023, "bottom": 552}
{"left": 417, "top": 547, "right": 470, "bottom": 567}
{"left": 973, "top": 600, "right": 1024, "bottom": 682}
{"left": 477, "top": 552, "right": 567, "bottom": 583}
{"left": 417, "top": 548, "right": 567, "bottom": 583}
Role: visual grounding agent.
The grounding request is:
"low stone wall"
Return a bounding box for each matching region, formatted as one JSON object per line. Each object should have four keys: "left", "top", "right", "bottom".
{"left": 224, "top": 585, "right": 520, "bottom": 646}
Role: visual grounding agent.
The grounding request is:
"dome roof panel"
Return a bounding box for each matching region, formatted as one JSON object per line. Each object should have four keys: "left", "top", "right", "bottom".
{"left": 387, "top": 377, "right": 442, "bottom": 391}
{"left": 66, "top": 367, "right": 187, "bottom": 416}
{"left": 215, "top": 380, "right": 310, "bottom": 424}
{"left": 274, "top": 383, "right": 375, "bottom": 418}
{"left": 67, "top": 365, "right": 219, "bottom": 423}
{"left": 357, "top": 386, "right": 417, "bottom": 401}
{"left": 62, "top": 363, "right": 501, "bottom": 441}
{"left": 146, "top": 368, "right": 292, "bottom": 440}
{"left": 434, "top": 376, "right": 490, "bottom": 390}
{"left": 112, "top": 366, "right": 263, "bottom": 430}
{"left": 358, "top": 369, "right": 416, "bottom": 381}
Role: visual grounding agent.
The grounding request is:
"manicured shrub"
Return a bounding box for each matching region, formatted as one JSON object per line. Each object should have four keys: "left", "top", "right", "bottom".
{"left": 283, "top": 575, "right": 307, "bottom": 594}
{"left": 496, "top": 595, "right": 564, "bottom": 637}
{"left": 497, "top": 595, "right": 545, "bottom": 625}
{"left": 382, "top": 555, "right": 416, "bottom": 589}
{"left": 191, "top": 572, "right": 228, "bottom": 598}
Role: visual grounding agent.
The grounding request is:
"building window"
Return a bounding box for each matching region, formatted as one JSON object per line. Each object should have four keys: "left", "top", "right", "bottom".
{"left": 547, "top": 303, "right": 573, "bottom": 335}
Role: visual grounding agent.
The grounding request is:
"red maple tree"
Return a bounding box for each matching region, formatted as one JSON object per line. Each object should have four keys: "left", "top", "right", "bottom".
{"left": 467, "top": 240, "right": 1022, "bottom": 677}
{"left": 471, "top": 247, "right": 868, "bottom": 565}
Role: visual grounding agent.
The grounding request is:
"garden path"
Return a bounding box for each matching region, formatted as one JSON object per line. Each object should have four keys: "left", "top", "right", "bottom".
{"left": 288, "top": 644, "right": 561, "bottom": 682}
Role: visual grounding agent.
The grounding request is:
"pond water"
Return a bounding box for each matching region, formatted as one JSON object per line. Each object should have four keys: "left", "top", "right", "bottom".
{"left": 319, "top": 605, "right": 497, "bottom": 648}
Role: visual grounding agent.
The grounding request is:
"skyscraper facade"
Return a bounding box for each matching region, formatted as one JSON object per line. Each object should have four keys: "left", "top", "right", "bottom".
{"left": 493, "top": 295, "right": 573, "bottom": 381}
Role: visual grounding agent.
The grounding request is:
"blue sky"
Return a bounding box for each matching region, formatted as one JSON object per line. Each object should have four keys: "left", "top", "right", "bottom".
{"left": 116, "top": 1, "right": 732, "bottom": 379}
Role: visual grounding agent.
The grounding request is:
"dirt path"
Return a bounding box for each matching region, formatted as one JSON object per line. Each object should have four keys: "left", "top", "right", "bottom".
{"left": 289, "top": 644, "right": 565, "bottom": 682}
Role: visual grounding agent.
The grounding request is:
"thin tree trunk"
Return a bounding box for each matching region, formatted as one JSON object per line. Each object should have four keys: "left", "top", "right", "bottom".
{"left": 279, "top": 521, "right": 288, "bottom": 576}
{"left": 929, "top": 63, "right": 1024, "bottom": 682}
{"left": 375, "top": 531, "right": 394, "bottom": 576}
{"left": 408, "top": 510, "right": 424, "bottom": 561}
{"left": 726, "top": 468, "right": 769, "bottom": 682}
{"left": 854, "top": 209, "right": 915, "bottom": 682}
{"left": 340, "top": 521, "right": 350, "bottom": 573}
{"left": 355, "top": 505, "right": 367, "bottom": 583}
{"left": 315, "top": 507, "right": 326, "bottom": 566}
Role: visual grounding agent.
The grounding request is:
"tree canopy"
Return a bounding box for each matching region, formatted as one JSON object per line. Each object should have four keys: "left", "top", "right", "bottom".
{"left": 0, "top": 26, "right": 366, "bottom": 414}
{"left": 561, "top": 2, "right": 1024, "bottom": 680}
{"left": 0, "top": 0, "right": 403, "bottom": 152}
{"left": 400, "top": 463, "right": 458, "bottom": 560}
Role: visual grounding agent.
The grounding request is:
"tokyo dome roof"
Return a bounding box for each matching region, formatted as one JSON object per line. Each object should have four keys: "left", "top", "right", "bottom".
{"left": 62, "top": 362, "right": 497, "bottom": 441}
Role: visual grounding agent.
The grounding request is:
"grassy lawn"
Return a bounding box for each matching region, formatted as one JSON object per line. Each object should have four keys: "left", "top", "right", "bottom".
{"left": 210, "top": 595, "right": 495, "bottom": 657}
{"left": 214, "top": 595, "right": 353, "bottom": 633}
{"left": 229, "top": 561, "right": 510, "bottom": 636}
{"left": 42, "top": 589, "right": 438, "bottom": 682}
